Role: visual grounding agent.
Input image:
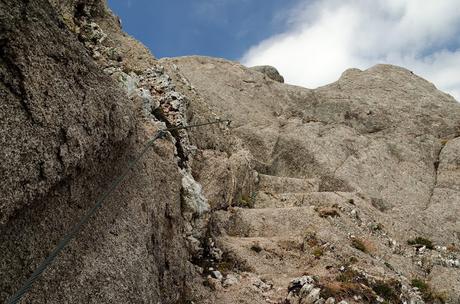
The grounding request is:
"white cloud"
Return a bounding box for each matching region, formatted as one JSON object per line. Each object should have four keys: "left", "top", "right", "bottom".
{"left": 241, "top": 0, "right": 460, "bottom": 100}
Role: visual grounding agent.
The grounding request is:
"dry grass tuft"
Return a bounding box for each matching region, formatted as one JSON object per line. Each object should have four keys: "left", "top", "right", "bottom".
{"left": 351, "top": 238, "right": 375, "bottom": 254}
{"left": 318, "top": 207, "right": 340, "bottom": 218}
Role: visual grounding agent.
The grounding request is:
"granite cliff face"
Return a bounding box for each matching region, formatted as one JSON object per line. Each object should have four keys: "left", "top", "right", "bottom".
{"left": 1, "top": 0, "right": 191, "bottom": 303}
{"left": 1, "top": 1, "right": 459, "bottom": 304}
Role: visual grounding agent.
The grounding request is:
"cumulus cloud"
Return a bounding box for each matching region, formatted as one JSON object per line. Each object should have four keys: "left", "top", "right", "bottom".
{"left": 241, "top": 0, "right": 460, "bottom": 100}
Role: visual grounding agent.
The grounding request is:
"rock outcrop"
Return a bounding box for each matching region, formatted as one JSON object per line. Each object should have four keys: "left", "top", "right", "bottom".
{"left": 250, "top": 65, "right": 285, "bottom": 83}
{"left": 0, "top": 0, "right": 133, "bottom": 225}
{"left": 1, "top": 1, "right": 459, "bottom": 303}
{"left": 0, "top": 0, "right": 192, "bottom": 303}
{"left": 160, "top": 57, "right": 460, "bottom": 303}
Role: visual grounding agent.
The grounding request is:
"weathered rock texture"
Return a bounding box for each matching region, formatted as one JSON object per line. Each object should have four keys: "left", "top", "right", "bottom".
{"left": 160, "top": 57, "right": 460, "bottom": 303}
{"left": 1, "top": 0, "right": 460, "bottom": 303}
{"left": 0, "top": 0, "right": 192, "bottom": 303}
{"left": 0, "top": 0, "right": 132, "bottom": 224}
{"left": 250, "top": 65, "right": 285, "bottom": 83}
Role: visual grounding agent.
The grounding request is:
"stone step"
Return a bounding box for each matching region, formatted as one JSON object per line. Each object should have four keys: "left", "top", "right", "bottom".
{"left": 257, "top": 174, "right": 320, "bottom": 194}
{"left": 216, "top": 236, "right": 310, "bottom": 281}
{"left": 212, "top": 207, "right": 328, "bottom": 238}
{"left": 253, "top": 191, "right": 354, "bottom": 209}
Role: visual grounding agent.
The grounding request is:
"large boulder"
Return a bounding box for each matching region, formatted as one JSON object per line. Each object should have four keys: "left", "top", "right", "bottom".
{"left": 250, "top": 65, "right": 285, "bottom": 83}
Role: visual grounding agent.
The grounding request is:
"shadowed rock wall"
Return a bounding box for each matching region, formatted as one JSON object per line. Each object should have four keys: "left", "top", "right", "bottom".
{"left": 0, "top": 0, "right": 191, "bottom": 303}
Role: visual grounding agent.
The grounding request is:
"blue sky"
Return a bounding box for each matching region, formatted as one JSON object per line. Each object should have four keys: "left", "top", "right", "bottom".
{"left": 107, "top": 0, "right": 301, "bottom": 60}
{"left": 108, "top": 1, "right": 460, "bottom": 100}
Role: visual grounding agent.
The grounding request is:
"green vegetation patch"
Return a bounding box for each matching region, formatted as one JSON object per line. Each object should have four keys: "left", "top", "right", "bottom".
{"left": 411, "top": 278, "right": 446, "bottom": 303}
{"left": 236, "top": 192, "right": 256, "bottom": 208}
{"left": 312, "top": 247, "right": 324, "bottom": 258}
{"left": 371, "top": 280, "right": 400, "bottom": 303}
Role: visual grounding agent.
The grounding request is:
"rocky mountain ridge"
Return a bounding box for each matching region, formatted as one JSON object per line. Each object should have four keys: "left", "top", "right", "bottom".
{"left": 160, "top": 56, "right": 460, "bottom": 303}
{"left": 0, "top": 0, "right": 459, "bottom": 303}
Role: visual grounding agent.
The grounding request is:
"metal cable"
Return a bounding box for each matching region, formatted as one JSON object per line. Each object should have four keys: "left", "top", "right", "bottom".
{"left": 6, "top": 119, "right": 230, "bottom": 304}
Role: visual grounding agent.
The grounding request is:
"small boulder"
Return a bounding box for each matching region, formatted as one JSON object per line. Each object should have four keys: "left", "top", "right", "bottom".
{"left": 223, "top": 274, "right": 239, "bottom": 287}
{"left": 299, "top": 283, "right": 315, "bottom": 297}
{"left": 252, "top": 277, "right": 272, "bottom": 292}
{"left": 289, "top": 276, "right": 315, "bottom": 292}
{"left": 302, "top": 288, "right": 320, "bottom": 304}
{"left": 250, "top": 65, "right": 284, "bottom": 83}
{"left": 211, "top": 270, "right": 223, "bottom": 281}
{"left": 206, "top": 276, "right": 223, "bottom": 291}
